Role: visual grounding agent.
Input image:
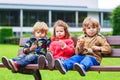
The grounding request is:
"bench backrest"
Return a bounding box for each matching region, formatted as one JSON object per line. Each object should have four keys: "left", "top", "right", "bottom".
{"left": 19, "top": 36, "right": 120, "bottom": 57}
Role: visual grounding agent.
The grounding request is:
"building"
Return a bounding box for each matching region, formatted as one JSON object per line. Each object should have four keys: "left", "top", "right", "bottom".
{"left": 0, "top": 0, "right": 112, "bottom": 36}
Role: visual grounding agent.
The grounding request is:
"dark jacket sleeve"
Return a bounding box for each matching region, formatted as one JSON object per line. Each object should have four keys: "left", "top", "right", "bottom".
{"left": 23, "top": 40, "right": 32, "bottom": 54}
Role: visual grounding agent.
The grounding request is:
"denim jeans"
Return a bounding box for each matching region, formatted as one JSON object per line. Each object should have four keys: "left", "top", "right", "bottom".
{"left": 62, "top": 55, "right": 99, "bottom": 71}
{"left": 12, "top": 53, "right": 39, "bottom": 68}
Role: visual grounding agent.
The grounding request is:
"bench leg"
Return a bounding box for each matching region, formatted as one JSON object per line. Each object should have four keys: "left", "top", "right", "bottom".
{"left": 33, "top": 70, "right": 42, "bottom": 80}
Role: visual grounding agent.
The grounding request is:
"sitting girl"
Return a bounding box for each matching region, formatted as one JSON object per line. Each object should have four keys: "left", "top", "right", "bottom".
{"left": 38, "top": 20, "right": 75, "bottom": 70}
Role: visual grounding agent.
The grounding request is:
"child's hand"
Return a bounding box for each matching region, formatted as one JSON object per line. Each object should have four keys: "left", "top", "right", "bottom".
{"left": 77, "top": 39, "right": 85, "bottom": 48}
{"left": 91, "top": 46, "right": 101, "bottom": 51}
{"left": 47, "top": 48, "right": 51, "bottom": 52}
{"left": 59, "top": 40, "right": 66, "bottom": 48}
{"left": 30, "top": 44, "right": 37, "bottom": 51}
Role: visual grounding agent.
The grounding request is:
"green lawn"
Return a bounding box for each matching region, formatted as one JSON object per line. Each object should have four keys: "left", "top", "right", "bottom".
{"left": 0, "top": 44, "right": 120, "bottom": 80}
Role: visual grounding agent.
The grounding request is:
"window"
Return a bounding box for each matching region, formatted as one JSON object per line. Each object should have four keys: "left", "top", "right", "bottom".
{"left": 0, "top": 9, "right": 20, "bottom": 26}
{"left": 103, "top": 12, "right": 111, "bottom": 28}
{"left": 23, "top": 10, "right": 48, "bottom": 27}
{"left": 78, "top": 12, "right": 87, "bottom": 27}
{"left": 52, "top": 11, "right": 75, "bottom": 27}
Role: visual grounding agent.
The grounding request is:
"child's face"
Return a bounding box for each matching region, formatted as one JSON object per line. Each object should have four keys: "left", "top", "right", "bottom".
{"left": 85, "top": 24, "right": 98, "bottom": 37}
{"left": 55, "top": 26, "right": 65, "bottom": 39}
{"left": 34, "top": 30, "right": 46, "bottom": 39}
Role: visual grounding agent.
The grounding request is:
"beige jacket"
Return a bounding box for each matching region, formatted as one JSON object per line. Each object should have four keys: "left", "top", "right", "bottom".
{"left": 75, "top": 34, "right": 112, "bottom": 63}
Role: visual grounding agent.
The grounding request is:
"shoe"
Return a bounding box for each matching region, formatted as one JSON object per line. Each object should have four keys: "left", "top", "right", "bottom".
{"left": 55, "top": 59, "right": 66, "bottom": 74}
{"left": 1, "top": 56, "right": 11, "bottom": 70}
{"left": 46, "top": 52, "right": 54, "bottom": 69}
{"left": 9, "top": 60, "right": 18, "bottom": 72}
{"left": 38, "top": 55, "right": 46, "bottom": 69}
{"left": 73, "top": 63, "right": 86, "bottom": 76}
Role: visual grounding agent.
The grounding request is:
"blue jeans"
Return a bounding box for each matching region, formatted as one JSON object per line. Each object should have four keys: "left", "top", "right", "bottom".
{"left": 62, "top": 55, "right": 99, "bottom": 71}
{"left": 12, "top": 53, "right": 39, "bottom": 68}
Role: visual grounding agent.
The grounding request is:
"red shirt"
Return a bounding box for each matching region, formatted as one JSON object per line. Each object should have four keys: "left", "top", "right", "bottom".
{"left": 50, "top": 38, "right": 75, "bottom": 59}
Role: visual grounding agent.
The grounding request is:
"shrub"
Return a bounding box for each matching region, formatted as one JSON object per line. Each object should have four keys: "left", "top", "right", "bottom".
{"left": 111, "top": 5, "right": 120, "bottom": 35}
{"left": 0, "top": 27, "right": 14, "bottom": 43}
{"left": 101, "top": 32, "right": 112, "bottom": 36}
{"left": 71, "top": 32, "right": 83, "bottom": 37}
{"left": 4, "top": 37, "right": 20, "bottom": 45}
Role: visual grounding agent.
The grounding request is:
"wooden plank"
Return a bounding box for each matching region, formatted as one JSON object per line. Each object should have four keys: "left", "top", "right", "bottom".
{"left": 19, "top": 38, "right": 29, "bottom": 47}
{"left": 110, "top": 49, "right": 120, "bottom": 57}
{"left": 18, "top": 49, "right": 24, "bottom": 56}
{"left": 18, "top": 49, "right": 120, "bottom": 57}
{"left": 25, "top": 64, "right": 38, "bottom": 69}
{"left": 106, "top": 36, "right": 120, "bottom": 46}
{"left": 89, "top": 66, "right": 120, "bottom": 71}
{"left": 0, "top": 63, "right": 5, "bottom": 68}
{"left": 71, "top": 37, "right": 78, "bottom": 46}
{"left": 1, "top": 62, "right": 120, "bottom": 72}
{"left": 103, "top": 49, "right": 120, "bottom": 57}
{"left": 19, "top": 36, "right": 120, "bottom": 46}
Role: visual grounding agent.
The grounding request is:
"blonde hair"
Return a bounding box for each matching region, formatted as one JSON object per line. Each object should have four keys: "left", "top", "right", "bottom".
{"left": 82, "top": 17, "right": 100, "bottom": 34}
{"left": 32, "top": 22, "right": 48, "bottom": 35}
{"left": 51, "top": 20, "right": 70, "bottom": 40}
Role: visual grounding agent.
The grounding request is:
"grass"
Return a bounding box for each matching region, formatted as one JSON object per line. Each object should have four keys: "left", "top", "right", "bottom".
{"left": 0, "top": 44, "right": 120, "bottom": 80}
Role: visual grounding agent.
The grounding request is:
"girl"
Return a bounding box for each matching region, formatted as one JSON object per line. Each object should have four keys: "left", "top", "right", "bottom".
{"left": 38, "top": 20, "right": 75, "bottom": 69}
{"left": 55, "top": 17, "right": 112, "bottom": 76}
{"left": 2, "top": 22, "right": 50, "bottom": 72}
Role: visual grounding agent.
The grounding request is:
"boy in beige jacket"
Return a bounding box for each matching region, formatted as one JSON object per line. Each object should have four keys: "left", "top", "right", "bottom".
{"left": 55, "top": 17, "right": 112, "bottom": 76}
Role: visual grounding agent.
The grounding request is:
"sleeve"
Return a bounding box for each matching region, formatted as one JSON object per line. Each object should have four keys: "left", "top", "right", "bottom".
{"left": 34, "top": 48, "right": 41, "bottom": 53}
{"left": 47, "top": 38, "right": 51, "bottom": 47}
{"left": 99, "top": 37, "right": 112, "bottom": 54}
{"left": 23, "top": 40, "right": 31, "bottom": 54}
{"left": 75, "top": 39, "right": 80, "bottom": 54}
{"left": 34, "top": 38, "right": 46, "bottom": 54}
{"left": 62, "top": 39, "right": 75, "bottom": 56}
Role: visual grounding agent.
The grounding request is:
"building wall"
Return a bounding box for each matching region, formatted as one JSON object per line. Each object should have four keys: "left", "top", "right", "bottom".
{"left": 0, "top": 0, "right": 98, "bottom": 8}
{"left": 87, "top": 12, "right": 99, "bottom": 21}
{"left": 0, "top": 0, "right": 112, "bottom": 37}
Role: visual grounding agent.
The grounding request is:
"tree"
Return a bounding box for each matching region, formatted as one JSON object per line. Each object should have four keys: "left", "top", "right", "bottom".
{"left": 111, "top": 5, "right": 120, "bottom": 35}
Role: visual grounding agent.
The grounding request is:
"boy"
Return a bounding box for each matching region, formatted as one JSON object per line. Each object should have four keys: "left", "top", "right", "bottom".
{"left": 2, "top": 22, "right": 50, "bottom": 72}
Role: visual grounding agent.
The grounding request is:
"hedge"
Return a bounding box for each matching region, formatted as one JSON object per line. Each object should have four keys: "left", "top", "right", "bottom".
{"left": 0, "top": 27, "right": 13, "bottom": 43}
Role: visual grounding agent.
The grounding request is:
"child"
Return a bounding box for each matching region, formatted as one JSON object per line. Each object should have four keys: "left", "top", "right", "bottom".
{"left": 38, "top": 20, "right": 75, "bottom": 69}
{"left": 55, "top": 17, "right": 112, "bottom": 76}
{"left": 2, "top": 21, "right": 50, "bottom": 72}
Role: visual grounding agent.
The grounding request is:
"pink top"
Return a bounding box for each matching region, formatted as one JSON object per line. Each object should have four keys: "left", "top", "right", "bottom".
{"left": 50, "top": 38, "right": 75, "bottom": 59}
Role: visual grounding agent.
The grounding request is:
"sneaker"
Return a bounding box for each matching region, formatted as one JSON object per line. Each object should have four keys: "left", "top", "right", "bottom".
{"left": 55, "top": 59, "right": 66, "bottom": 74}
{"left": 1, "top": 56, "right": 11, "bottom": 70}
{"left": 73, "top": 63, "right": 86, "bottom": 76}
{"left": 38, "top": 55, "right": 46, "bottom": 69}
{"left": 9, "top": 60, "right": 18, "bottom": 72}
{"left": 46, "top": 52, "right": 54, "bottom": 69}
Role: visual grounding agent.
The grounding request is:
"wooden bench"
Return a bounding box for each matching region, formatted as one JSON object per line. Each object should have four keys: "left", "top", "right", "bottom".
{"left": 0, "top": 36, "right": 120, "bottom": 80}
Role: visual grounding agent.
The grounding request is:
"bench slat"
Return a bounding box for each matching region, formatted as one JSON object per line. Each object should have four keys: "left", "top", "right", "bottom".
{"left": 19, "top": 36, "right": 120, "bottom": 46}
{"left": 18, "top": 49, "right": 24, "bottom": 56}
{"left": 89, "top": 66, "right": 120, "bottom": 71}
{"left": 25, "top": 64, "right": 38, "bottom": 69}
{"left": 0, "top": 63, "right": 5, "bottom": 68}
{"left": 110, "top": 49, "right": 120, "bottom": 57}
{"left": 103, "top": 49, "right": 120, "bottom": 57}
{"left": 106, "top": 36, "right": 120, "bottom": 46}
{"left": 1, "top": 63, "right": 120, "bottom": 72}
{"left": 19, "top": 38, "right": 29, "bottom": 47}
{"left": 18, "top": 49, "right": 120, "bottom": 57}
